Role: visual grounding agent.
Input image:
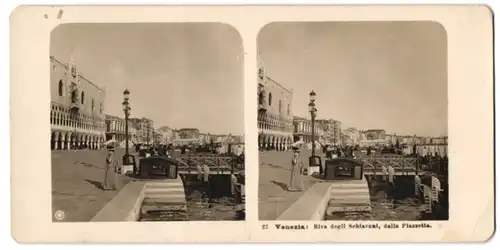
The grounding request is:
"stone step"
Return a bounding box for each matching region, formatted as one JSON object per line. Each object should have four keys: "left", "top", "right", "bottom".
{"left": 144, "top": 188, "right": 185, "bottom": 195}
{"left": 329, "top": 193, "right": 370, "bottom": 200}
{"left": 142, "top": 198, "right": 187, "bottom": 205}
{"left": 140, "top": 214, "right": 188, "bottom": 221}
{"left": 140, "top": 218, "right": 188, "bottom": 222}
{"left": 144, "top": 194, "right": 186, "bottom": 202}
{"left": 146, "top": 182, "right": 184, "bottom": 188}
{"left": 142, "top": 204, "right": 188, "bottom": 213}
{"left": 143, "top": 210, "right": 188, "bottom": 215}
{"left": 329, "top": 183, "right": 368, "bottom": 189}
{"left": 326, "top": 205, "right": 372, "bottom": 213}
{"left": 325, "top": 212, "right": 373, "bottom": 220}
{"left": 330, "top": 188, "right": 369, "bottom": 195}
{"left": 328, "top": 197, "right": 371, "bottom": 206}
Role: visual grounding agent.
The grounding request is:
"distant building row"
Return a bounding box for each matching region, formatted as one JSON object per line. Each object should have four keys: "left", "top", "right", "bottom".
{"left": 156, "top": 127, "right": 244, "bottom": 146}
{"left": 344, "top": 128, "right": 448, "bottom": 148}
{"left": 105, "top": 115, "right": 155, "bottom": 145}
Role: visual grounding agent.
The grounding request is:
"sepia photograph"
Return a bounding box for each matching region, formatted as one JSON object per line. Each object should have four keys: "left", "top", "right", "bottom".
{"left": 50, "top": 23, "right": 245, "bottom": 222}
{"left": 10, "top": 5, "right": 493, "bottom": 243}
{"left": 258, "top": 21, "right": 449, "bottom": 221}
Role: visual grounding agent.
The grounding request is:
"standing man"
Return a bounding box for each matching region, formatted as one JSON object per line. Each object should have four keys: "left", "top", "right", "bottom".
{"left": 202, "top": 164, "right": 212, "bottom": 203}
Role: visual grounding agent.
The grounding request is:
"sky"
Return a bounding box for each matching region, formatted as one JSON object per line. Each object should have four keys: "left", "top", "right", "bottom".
{"left": 51, "top": 23, "right": 244, "bottom": 136}
{"left": 259, "top": 22, "right": 448, "bottom": 137}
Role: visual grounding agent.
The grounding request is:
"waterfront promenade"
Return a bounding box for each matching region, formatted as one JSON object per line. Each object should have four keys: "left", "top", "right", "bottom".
{"left": 258, "top": 149, "right": 324, "bottom": 220}
{"left": 51, "top": 148, "right": 134, "bottom": 222}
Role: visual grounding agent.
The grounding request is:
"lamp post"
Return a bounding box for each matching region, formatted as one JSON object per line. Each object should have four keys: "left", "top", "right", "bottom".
{"left": 309, "top": 90, "right": 317, "bottom": 157}
{"left": 151, "top": 128, "right": 155, "bottom": 147}
{"left": 122, "top": 89, "right": 131, "bottom": 156}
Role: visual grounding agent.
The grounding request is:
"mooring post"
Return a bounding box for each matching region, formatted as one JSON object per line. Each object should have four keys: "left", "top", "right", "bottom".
{"left": 415, "top": 156, "right": 419, "bottom": 176}
{"left": 216, "top": 156, "right": 220, "bottom": 174}
{"left": 231, "top": 155, "right": 235, "bottom": 174}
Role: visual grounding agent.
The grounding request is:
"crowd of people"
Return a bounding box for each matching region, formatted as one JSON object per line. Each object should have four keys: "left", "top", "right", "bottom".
{"left": 323, "top": 144, "right": 357, "bottom": 159}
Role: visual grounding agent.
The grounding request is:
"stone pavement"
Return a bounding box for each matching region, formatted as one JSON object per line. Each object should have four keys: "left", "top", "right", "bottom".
{"left": 258, "top": 150, "right": 324, "bottom": 220}
{"left": 51, "top": 148, "right": 135, "bottom": 222}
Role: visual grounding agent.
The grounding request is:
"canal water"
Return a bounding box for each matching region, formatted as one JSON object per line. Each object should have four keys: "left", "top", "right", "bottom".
{"left": 326, "top": 177, "right": 448, "bottom": 221}
{"left": 139, "top": 174, "right": 243, "bottom": 221}
{"left": 185, "top": 190, "right": 241, "bottom": 221}
{"left": 184, "top": 174, "right": 243, "bottom": 221}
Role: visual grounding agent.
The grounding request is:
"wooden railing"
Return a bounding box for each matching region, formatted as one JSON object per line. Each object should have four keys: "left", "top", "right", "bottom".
{"left": 361, "top": 156, "right": 419, "bottom": 175}
{"left": 175, "top": 154, "right": 244, "bottom": 174}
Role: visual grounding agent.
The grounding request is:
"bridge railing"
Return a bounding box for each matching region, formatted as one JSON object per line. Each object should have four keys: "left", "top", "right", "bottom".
{"left": 361, "top": 156, "right": 420, "bottom": 175}
{"left": 175, "top": 154, "right": 244, "bottom": 174}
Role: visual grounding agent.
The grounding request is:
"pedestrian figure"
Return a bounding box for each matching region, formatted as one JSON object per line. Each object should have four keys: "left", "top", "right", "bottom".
{"left": 231, "top": 172, "right": 245, "bottom": 220}
{"left": 103, "top": 147, "right": 119, "bottom": 191}
{"left": 288, "top": 149, "right": 304, "bottom": 191}
{"left": 381, "top": 165, "right": 388, "bottom": 182}
{"left": 196, "top": 165, "right": 203, "bottom": 182}
{"left": 202, "top": 165, "right": 212, "bottom": 202}
{"left": 430, "top": 174, "right": 441, "bottom": 202}
{"left": 414, "top": 175, "right": 422, "bottom": 196}
{"left": 231, "top": 173, "right": 241, "bottom": 204}
{"left": 387, "top": 165, "right": 395, "bottom": 188}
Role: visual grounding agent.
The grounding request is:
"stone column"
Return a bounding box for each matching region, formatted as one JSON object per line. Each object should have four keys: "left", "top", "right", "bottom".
{"left": 53, "top": 133, "right": 59, "bottom": 150}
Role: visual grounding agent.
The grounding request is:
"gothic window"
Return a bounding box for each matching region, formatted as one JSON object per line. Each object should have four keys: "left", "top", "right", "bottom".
{"left": 287, "top": 104, "right": 290, "bottom": 116}
{"left": 58, "top": 80, "right": 63, "bottom": 96}
{"left": 92, "top": 99, "right": 95, "bottom": 111}
{"left": 258, "top": 91, "right": 264, "bottom": 105}
{"left": 81, "top": 91, "right": 85, "bottom": 104}
{"left": 71, "top": 66, "right": 77, "bottom": 78}
{"left": 258, "top": 68, "right": 265, "bottom": 80}
{"left": 71, "top": 90, "right": 77, "bottom": 104}
{"left": 279, "top": 100, "right": 282, "bottom": 113}
{"left": 100, "top": 103, "right": 103, "bottom": 114}
{"left": 268, "top": 93, "right": 272, "bottom": 106}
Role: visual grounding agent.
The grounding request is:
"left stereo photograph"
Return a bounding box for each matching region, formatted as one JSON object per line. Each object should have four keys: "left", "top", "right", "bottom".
{"left": 50, "top": 23, "right": 246, "bottom": 222}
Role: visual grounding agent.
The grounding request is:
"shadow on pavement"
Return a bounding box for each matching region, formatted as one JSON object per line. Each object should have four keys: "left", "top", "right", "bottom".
{"left": 76, "top": 161, "right": 105, "bottom": 170}
{"left": 267, "top": 164, "right": 290, "bottom": 171}
{"left": 85, "top": 179, "right": 104, "bottom": 190}
{"left": 270, "top": 180, "right": 289, "bottom": 191}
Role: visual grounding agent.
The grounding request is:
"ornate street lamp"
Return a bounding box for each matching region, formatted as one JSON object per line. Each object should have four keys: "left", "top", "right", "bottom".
{"left": 122, "top": 89, "right": 131, "bottom": 156}
{"left": 308, "top": 90, "right": 322, "bottom": 174}
{"left": 309, "top": 91, "right": 317, "bottom": 157}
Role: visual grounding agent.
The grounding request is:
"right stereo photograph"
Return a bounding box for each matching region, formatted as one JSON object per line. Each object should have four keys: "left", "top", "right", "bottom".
{"left": 257, "top": 21, "right": 449, "bottom": 221}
